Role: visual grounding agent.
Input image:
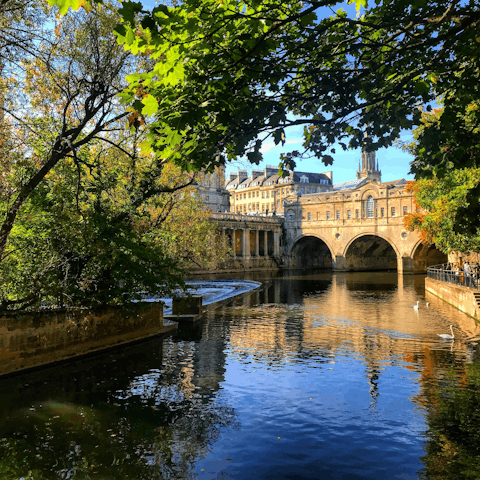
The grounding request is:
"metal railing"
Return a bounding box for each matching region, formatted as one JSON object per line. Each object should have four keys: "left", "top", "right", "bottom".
{"left": 427, "top": 263, "right": 480, "bottom": 290}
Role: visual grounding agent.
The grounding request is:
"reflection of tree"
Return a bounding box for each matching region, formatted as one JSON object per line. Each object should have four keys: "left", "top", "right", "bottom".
{"left": 0, "top": 395, "right": 236, "bottom": 479}
{"left": 421, "top": 363, "right": 480, "bottom": 480}
{"left": 0, "top": 331, "right": 236, "bottom": 479}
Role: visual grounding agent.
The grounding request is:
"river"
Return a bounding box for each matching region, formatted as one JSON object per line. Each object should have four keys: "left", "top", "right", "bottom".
{"left": 0, "top": 270, "right": 479, "bottom": 479}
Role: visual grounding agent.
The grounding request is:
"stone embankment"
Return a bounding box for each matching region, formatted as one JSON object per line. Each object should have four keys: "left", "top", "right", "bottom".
{"left": 0, "top": 280, "right": 261, "bottom": 378}
{"left": 425, "top": 277, "right": 479, "bottom": 320}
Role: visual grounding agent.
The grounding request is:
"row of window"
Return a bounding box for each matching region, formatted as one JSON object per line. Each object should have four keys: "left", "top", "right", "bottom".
{"left": 303, "top": 206, "right": 408, "bottom": 221}
{"left": 235, "top": 203, "right": 276, "bottom": 213}
{"left": 235, "top": 185, "right": 326, "bottom": 201}
{"left": 236, "top": 188, "right": 293, "bottom": 200}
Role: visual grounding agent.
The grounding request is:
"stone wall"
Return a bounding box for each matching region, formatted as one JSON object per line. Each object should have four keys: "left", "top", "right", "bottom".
{"left": 0, "top": 303, "right": 175, "bottom": 377}
{"left": 425, "top": 277, "right": 479, "bottom": 320}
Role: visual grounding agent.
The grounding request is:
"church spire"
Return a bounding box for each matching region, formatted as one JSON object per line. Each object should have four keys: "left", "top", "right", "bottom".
{"left": 356, "top": 131, "right": 381, "bottom": 182}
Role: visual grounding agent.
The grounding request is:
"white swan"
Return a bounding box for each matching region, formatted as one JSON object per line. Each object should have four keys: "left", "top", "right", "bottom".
{"left": 413, "top": 301, "right": 419, "bottom": 311}
{"left": 438, "top": 325, "right": 455, "bottom": 340}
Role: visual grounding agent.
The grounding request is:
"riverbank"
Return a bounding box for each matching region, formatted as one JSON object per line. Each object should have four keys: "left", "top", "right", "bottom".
{"left": 0, "top": 280, "right": 261, "bottom": 378}
{"left": 425, "top": 277, "right": 480, "bottom": 321}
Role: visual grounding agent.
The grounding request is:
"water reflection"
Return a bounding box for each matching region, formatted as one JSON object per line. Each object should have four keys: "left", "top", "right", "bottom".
{"left": 0, "top": 270, "right": 479, "bottom": 479}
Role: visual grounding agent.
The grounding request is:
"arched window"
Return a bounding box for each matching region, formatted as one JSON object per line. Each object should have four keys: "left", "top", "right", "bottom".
{"left": 367, "top": 195, "right": 374, "bottom": 218}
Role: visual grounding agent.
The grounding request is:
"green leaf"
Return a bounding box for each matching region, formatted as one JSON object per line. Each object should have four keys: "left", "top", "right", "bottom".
{"left": 141, "top": 95, "right": 159, "bottom": 116}
{"left": 48, "top": 0, "right": 81, "bottom": 15}
{"left": 118, "top": 1, "right": 143, "bottom": 24}
{"left": 414, "top": 80, "right": 430, "bottom": 94}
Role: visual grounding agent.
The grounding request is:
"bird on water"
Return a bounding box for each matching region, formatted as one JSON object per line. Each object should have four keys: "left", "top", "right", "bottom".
{"left": 438, "top": 325, "right": 455, "bottom": 340}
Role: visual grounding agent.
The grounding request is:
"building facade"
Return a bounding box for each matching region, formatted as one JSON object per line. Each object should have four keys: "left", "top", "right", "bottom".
{"left": 226, "top": 165, "right": 333, "bottom": 215}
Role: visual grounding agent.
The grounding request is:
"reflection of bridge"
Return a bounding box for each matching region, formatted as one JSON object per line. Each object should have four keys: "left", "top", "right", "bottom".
{"left": 212, "top": 179, "right": 447, "bottom": 274}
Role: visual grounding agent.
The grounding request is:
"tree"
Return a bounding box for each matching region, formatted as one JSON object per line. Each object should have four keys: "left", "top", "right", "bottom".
{"left": 0, "top": 2, "right": 134, "bottom": 263}
{"left": 0, "top": 3, "right": 230, "bottom": 311}
{"left": 403, "top": 102, "right": 480, "bottom": 253}
{"left": 48, "top": 0, "right": 480, "bottom": 176}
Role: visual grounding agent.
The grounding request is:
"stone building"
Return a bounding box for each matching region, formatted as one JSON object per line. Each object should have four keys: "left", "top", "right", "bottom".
{"left": 209, "top": 146, "right": 448, "bottom": 273}
{"left": 195, "top": 166, "right": 230, "bottom": 212}
{"left": 226, "top": 165, "right": 333, "bottom": 215}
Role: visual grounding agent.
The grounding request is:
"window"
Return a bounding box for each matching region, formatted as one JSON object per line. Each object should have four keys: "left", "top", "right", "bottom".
{"left": 381, "top": 207, "right": 384, "bottom": 217}
{"left": 277, "top": 200, "right": 280, "bottom": 208}
{"left": 312, "top": 188, "right": 317, "bottom": 193}
{"left": 244, "top": 193, "right": 246, "bottom": 199}
{"left": 326, "top": 211, "right": 330, "bottom": 220}
{"left": 336, "top": 210, "right": 340, "bottom": 220}
{"left": 287, "top": 210, "right": 295, "bottom": 221}
{"left": 236, "top": 195, "right": 239, "bottom": 200}
{"left": 308, "top": 212, "right": 311, "bottom": 221}
{"left": 307, "top": 188, "right": 310, "bottom": 194}
{"left": 391, "top": 207, "right": 396, "bottom": 217}
{"left": 266, "top": 192, "right": 270, "bottom": 198}
{"left": 300, "top": 175, "right": 309, "bottom": 183}
{"left": 257, "top": 191, "right": 259, "bottom": 197}
{"left": 262, "top": 191, "right": 265, "bottom": 198}
{"left": 403, "top": 206, "right": 408, "bottom": 215}
{"left": 355, "top": 209, "right": 359, "bottom": 219}
{"left": 367, "top": 195, "right": 374, "bottom": 218}
{"left": 248, "top": 204, "right": 251, "bottom": 211}
{"left": 347, "top": 210, "right": 351, "bottom": 219}
{"left": 301, "top": 188, "right": 305, "bottom": 194}
{"left": 248, "top": 192, "right": 251, "bottom": 198}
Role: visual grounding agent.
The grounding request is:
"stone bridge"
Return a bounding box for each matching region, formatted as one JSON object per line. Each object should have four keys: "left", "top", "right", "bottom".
{"left": 211, "top": 178, "right": 447, "bottom": 274}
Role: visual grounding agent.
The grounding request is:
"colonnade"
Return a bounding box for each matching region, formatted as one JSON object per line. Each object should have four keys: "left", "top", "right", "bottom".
{"left": 221, "top": 227, "right": 281, "bottom": 259}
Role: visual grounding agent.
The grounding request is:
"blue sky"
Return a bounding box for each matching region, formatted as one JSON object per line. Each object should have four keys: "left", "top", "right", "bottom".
{"left": 226, "top": 130, "right": 415, "bottom": 185}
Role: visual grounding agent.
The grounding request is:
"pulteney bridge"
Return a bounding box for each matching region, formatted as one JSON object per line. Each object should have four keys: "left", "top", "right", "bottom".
{"left": 211, "top": 179, "right": 447, "bottom": 274}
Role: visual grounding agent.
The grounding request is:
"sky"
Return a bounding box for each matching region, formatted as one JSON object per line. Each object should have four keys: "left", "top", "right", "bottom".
{"left": 225, "top": 130, "right": 415, "bottom": 185}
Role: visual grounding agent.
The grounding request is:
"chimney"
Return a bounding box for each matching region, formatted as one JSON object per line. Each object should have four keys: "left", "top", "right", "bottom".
{"left": 237, "top": 169, "right": 248, "bottom": 183}
{"left": 252, "top": 169, "right": 263, "bottom": 178}
{"left": 322, "top": 171, "right": 333, "bottom": 183}
{"left": 265, "top": 165, "right": 278, "bottom": 177}
{"left": 229, "top": 172, "right": 237, "bottom": 182}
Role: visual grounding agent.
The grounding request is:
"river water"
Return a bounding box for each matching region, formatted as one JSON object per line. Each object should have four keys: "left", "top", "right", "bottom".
{"left": 1, "top": 270, "right": 479, "bottom": 480}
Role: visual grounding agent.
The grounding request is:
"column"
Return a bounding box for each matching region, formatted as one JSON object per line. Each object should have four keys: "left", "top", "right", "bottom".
{"left": 242, "top": 229, "right": 251, "bottom": 258}
{"left": 255, "top": 230, "right": 259, "bottom": 257}
{"left": 273, "top": 231, "right": 280, "bottom": 256}
{"left": 264, "top": 231, "right": 269, "bottom": 257}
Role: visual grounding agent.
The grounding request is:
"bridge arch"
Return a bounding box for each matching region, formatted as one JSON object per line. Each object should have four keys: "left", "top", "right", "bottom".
{"left": 289, "top": 234, "right": 334, "bottom": 269}
{"left": 343, "top": 233, "right": 400, "bottom": 271}
{"left": 410, "top": 240, "right": 448, "bottom": 273}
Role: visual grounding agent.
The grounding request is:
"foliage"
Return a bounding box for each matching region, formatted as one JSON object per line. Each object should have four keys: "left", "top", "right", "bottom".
{"left": 47, "top": 0, "right": 480, "bottom": 177}
{"left": 404, "top": 169, "right": 480, "bottom": 253}
{"left": 0, "top": 3, "right": 231, "bottom": 311}
{"left": 422, "top": 363, "right": 480, "bottom": 480}
{"left": 403, "top": 100, "right": 480, "bottom": 253}
{"left": 0, "top": 134, "right": 229, "bottom": 309}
